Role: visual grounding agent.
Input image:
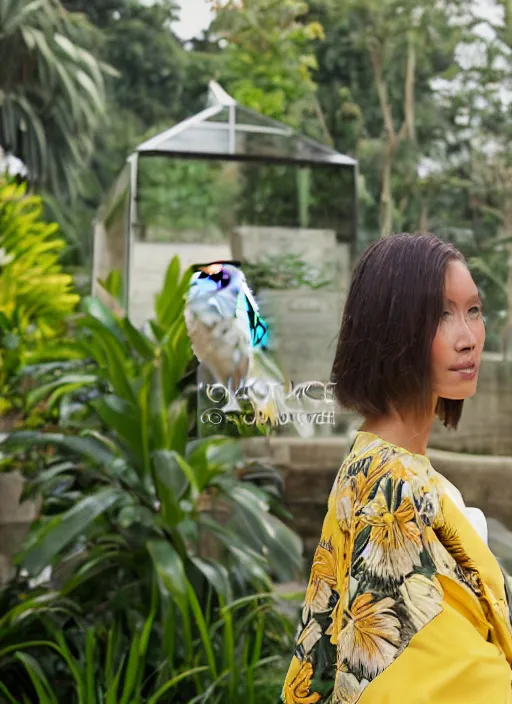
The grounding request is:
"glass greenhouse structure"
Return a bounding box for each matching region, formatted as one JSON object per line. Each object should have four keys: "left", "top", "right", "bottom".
{"left": 92, "top": 81, "right": 358, "bottom": 324}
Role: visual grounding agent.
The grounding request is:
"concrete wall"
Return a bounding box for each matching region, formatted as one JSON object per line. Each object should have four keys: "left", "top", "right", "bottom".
{"left": 430, "top": 353, "right": 512, "bottom": 455}
{"left": 128, "top": 242, "right": 230, "bottom": 327}
{"left": 257, "top": 288, "right": 343, "bottom": 386}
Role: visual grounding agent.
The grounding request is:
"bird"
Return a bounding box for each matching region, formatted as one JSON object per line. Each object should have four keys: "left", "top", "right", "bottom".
{"left": 184, "top": 260, "right": 314, "bottom": 436}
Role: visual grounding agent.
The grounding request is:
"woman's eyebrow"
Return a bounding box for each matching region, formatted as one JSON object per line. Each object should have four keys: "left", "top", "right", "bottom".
{"left": 445, "top": 294, "right": 482, "bottom": 305}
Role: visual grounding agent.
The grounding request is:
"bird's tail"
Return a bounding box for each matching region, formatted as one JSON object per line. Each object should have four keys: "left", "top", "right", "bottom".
{"left": 245, "top": 349, "right": 316, "bottom": 439}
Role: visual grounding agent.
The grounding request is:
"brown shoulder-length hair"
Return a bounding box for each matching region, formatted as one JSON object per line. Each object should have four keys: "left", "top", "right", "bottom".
{"left": 330, "top": 232, "right": 467, "bottom": 429}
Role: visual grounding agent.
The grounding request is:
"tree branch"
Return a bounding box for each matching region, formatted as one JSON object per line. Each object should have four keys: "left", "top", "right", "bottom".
{"left": 398, "top": 31, "right": 416, "bottom": 141}
{"left": 368, "top": 37, "right": 396, "bottom": 144}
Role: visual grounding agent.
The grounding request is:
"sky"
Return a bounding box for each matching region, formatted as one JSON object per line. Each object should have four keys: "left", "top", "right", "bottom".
{"left": 173, "top": 0, "right": 214, "bottom": 40}
{"left": 172, "top": 0, "right": 500, "bottom": 41}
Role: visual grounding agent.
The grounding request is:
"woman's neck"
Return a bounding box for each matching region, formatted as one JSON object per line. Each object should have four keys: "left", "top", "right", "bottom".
{"left": 360, "top": 409, "right": 435, "bottom": 456}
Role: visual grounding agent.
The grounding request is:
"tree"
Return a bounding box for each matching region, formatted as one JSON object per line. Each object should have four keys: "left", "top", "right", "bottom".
{"left": 0, "top": 0, "right": 109, "bottom": 197}
{"left": 54, "top": 0, "right": 193, "bottom": 264}
{"left": 211, "top": 0, "right": 327, "bottom": 137}
{"left": 317, "top": 0, "right": 468, "bottom": 237}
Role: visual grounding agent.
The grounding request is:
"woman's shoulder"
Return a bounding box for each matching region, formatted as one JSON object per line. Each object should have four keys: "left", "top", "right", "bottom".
{"left": 338, "top": 431, "right": 437, "bottom": 486}
{"left": 332, "top": 431, "right": 442, "bottom": 527}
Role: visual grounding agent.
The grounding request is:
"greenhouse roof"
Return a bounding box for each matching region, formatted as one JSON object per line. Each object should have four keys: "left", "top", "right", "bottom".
{"left": 136, "top": 81, "right": 356, "bottom": 167}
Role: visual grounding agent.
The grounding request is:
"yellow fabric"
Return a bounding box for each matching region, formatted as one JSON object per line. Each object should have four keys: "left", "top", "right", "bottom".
{"left": 358, "top": 599, "right": 512, "bottom": 704}
{"left": 281, "top": 431, "right": 512, "bottom": 704}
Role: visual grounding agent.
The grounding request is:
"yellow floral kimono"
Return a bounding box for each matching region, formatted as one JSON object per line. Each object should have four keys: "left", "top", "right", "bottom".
{"left": 281, "top": 431, "right": 512, "bottom": 704}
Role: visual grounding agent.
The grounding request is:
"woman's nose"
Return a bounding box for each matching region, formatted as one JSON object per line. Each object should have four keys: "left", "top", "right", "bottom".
{"left": 454, "top": 317, "right": 477, "bottom": 352}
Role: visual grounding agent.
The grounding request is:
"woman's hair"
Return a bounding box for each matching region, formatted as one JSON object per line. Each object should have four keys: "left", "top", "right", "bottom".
{"left": 330, "top": 232, "right": 467, "bottom": 429}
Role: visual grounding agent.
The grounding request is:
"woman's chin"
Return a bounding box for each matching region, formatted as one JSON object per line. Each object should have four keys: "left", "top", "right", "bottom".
{"left": 440, "top": 381, "right": 479, "bottom": 401}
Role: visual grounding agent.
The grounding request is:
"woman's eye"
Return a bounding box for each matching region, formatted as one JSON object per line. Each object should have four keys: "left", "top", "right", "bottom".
{"left": 468, "top": 306, "right": 482, "bottom": 319}
{"left": 441, "top": 310, "right": 450, "bottom": 320}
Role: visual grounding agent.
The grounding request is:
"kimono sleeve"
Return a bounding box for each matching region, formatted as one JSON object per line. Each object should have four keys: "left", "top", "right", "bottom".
{"left": 281, "top": 455, "right": 446, "bottom": 704}
{"left": 280, "top": 483, "right": 348, "bottom": 704}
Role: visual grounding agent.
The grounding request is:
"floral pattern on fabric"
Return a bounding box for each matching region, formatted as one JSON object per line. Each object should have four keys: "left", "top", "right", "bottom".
{"left": 280, "top": 433, "right": 512, "bottom": 704}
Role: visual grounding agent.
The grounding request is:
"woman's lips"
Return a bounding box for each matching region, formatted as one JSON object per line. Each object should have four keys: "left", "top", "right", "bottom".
{"left": 449, "top": 362, "right": 479, "bottom": 381}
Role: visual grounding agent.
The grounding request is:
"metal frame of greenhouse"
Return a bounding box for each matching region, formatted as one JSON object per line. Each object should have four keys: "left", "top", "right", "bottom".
{"left": 92, "top": 80, "right": 358, "bottom": 315}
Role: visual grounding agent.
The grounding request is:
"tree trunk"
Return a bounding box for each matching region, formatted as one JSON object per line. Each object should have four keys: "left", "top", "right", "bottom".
{"left": 403, "top": 33, "right": 416, "bottom": 142}
{"left": 503, "top": 192, "right": 512, "bottom": 360}
{"left": 370, "top": 33, "right": 417, "bottom": 238}
{"left": 419, "top": 201, "right": 429, "bottom": 232}
{"left": 380, "top": 152, "right": 394, "bottom": 237}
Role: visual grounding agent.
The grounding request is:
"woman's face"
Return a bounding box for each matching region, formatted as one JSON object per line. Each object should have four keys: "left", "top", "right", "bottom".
{"left": 431, "top": 259, "right": 485, "bottom": 401}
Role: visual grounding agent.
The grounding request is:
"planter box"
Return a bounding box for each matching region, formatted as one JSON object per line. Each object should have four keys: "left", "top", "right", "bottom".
{"left": 0, "top": 471, "right": 40, "bottom": 586}
{"left": 231, "top": 226, "right": 351, "bottom": 293}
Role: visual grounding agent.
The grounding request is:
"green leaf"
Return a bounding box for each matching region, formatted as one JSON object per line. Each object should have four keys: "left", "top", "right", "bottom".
{"left": 185, "top": 580, "right": 218, "bottom": 678}
{"left": 147, "top": 539, "right": 187, "bottom": 607}
{"left": 26, "top": 374, "right": 97, "bottom": 409}
{"left": 153, "top": 450, "right": 189, "bottom": 500}
{"left": 168, "top": 399, "right": 189, "bottom": 456}
{"left": 119, "top": 631, "right": 141, "bottom": 704}
{"left": 53, "top": 631, "right": 86, "bottom": 701}
{"left": 18, "top": 487, "right": 122, "bottom": 576}
{"left": 228, "top": 484, "right": 302, "bottom": 581}
{"left": 147, "top": 539, "right": 192, "bottom": 659}
{"left": 82, "top": 296, "right": 124, "bottom": 341}
{"left": 85, "top": 628, "right": 96, "bottom": 703}
{"left": 149, "top": 357, "right": 170, "bottom": 448}
{"left": 155, "top": 257, "right": 181, "bottom": 327}
{"left": 99, "top": 270, "right": 123, "bottom": 300}
{"left": 15, "top": 652, "right": 58, "bottom": 704}
{"left": 146, "top": 666, "right": 209, "bottom": 704}
{"left": 86, "top": 321, "right": 137, "bottom": 404}
{"left": 190, "top": 555, "right": 232, "bottom": 603}
{"left": 0, "top": 682, "right": 18, "bottom": 704}
{"left": 121, "top": 317, "right": 155, "bottom": 360}
{"left": 91, "top": 396, "right": 141, "bottom": 458}
{"left": 2, "top": 431, "right": 118, "bottom": 467}
{"left": 0, "top": 592, "right": 72, "bottom": 631}
{"left": 152, "top": 450, "right": 186, "bottom": 527}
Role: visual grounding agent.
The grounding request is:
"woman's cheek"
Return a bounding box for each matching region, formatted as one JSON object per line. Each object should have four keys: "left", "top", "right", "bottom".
{"left": 476, "top": 319, "right": 486, "bottom": 350}
{"left": 431, "top": 328, "right": 447, "bottom": 371}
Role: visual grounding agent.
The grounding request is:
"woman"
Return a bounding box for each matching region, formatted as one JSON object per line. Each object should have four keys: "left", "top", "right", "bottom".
{"left": 281, "top": 233, "right": 512, "bottom": 703}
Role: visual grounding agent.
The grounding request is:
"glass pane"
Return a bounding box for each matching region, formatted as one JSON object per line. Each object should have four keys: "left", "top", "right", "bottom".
{"left": 205, "top": 107, "right": 230, "bottom": 123}
{"left": 235, "top": 129, "right": 336, "bottom": 162}
{"left": 132, "top": 155, "right": 356, "bottom": 327}
{"left": 137, "top": 157, "right": 355, "bottom": 245}
{"left": 137, "top": 157, "right": 241, "bottom": 243}
{"left": 234, "top": 105, "right": 288, "bottom": 130}
{"left": 156, "top": 125, "right": 230, "bottom": 154}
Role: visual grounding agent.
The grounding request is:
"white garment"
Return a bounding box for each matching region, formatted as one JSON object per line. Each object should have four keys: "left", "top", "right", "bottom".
{"left": 438, "top": 474, "right": 488, "bottom": 545}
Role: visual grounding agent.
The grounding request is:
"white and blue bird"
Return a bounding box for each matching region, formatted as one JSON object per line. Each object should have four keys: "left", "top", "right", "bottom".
{"left": 184, "top": 260, "right": 312, "bottom": 434}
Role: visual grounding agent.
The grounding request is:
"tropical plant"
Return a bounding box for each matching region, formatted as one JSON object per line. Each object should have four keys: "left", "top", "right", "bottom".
{"left": 0, "top": 180, "right": 79, "bottom": 328}
{"left": 212, "top": 0, "right": 326, "bottom": 138}
{"left": 0, "top": 577, "right": 296, "bottom": 702}
{"left": 0, "top": 0, "right": 110, "bottom": 197}
{"left": 243, "top": 252, "right": 333, "bottom": 294}
{"left": 0, "top": 178, "right": 80, "bottom": 420}
{"left": 0, "top": 256, "right": 302, "bottom": 700}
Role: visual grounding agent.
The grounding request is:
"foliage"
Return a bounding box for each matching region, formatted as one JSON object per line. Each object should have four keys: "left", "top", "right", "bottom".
{"left": 0, "top": 0, "right": 109, "bottom": 197}
{"left": 54, "top": 0, "right": 214, "bottom": 264}
{"left": 137, "top": 157, "right": 241, "bottom": 243}
{"left": 243, "top": 252, "right": 333, "bottom": 293}
{"left": 0, "top": 576, "right": 296, "bottom": 702}
{"left": 212, "top": 0, "right": 326, "bottom": 137}
{"left": 0, "top": 179, "right": 79, "bottom": 418}
{"left": 0, "top": 256, "right": 302, "bottom": 701}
